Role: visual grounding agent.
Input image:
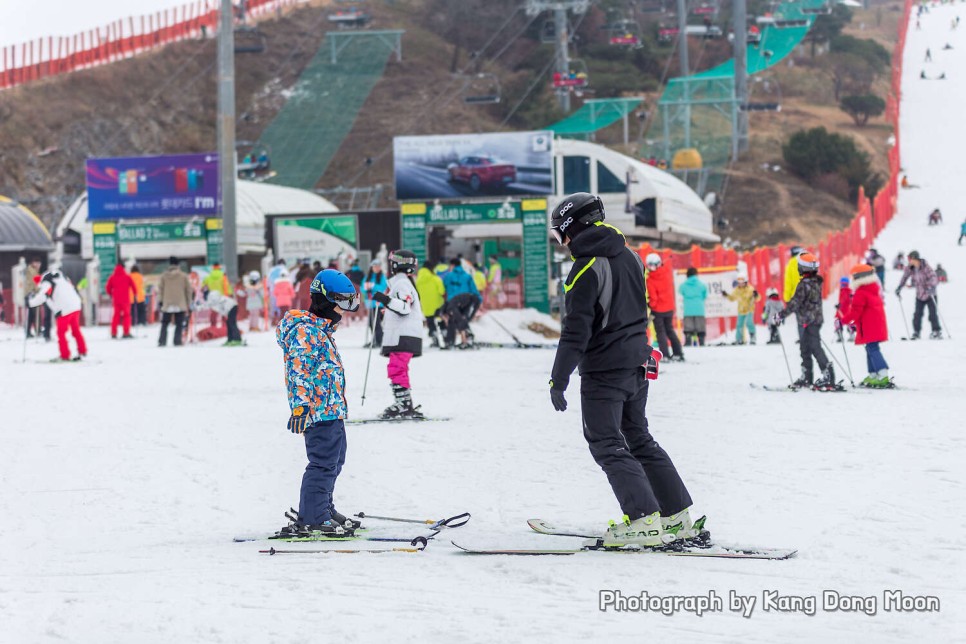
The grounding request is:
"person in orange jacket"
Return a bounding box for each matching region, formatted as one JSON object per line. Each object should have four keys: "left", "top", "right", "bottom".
{"left": 130, "top": 265, "right": 147, "bottom": 327}
{"left": 644, "top": 253, "right": 684, "bottom": 361}
{"left": 105, "top": 263, "right": 136, "bottom": 338}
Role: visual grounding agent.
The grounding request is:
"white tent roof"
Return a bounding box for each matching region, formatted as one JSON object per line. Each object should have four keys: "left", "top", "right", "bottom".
{"left": 58, "top": 180, "right": 338, "bottom": 259}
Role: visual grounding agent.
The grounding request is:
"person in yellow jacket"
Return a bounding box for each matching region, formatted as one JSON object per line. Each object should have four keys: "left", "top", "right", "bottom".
{"left": 783, "top": 246, "right": 804, "bottom": 340}
{"left": 415, "top": 260, "right": 446, "bottom": 347}
{"left": 472, "top": 264, "right": 487, "bottom": 304}
{"left": 203, "top": 263, "right": 233, "bottom": 296}
{"left": 130, "top": 265, "right": 147, "bottom": 327}
{"left": 722, "top": 275, "right": 760, "bottom": 344}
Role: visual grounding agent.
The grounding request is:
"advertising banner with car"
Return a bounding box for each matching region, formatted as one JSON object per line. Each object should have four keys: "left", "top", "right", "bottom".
{"left": 393, "top": 131, "right": 554, "bottom": 200}
{"left": 86, "top": 153, "right": 219, "bottom": 220}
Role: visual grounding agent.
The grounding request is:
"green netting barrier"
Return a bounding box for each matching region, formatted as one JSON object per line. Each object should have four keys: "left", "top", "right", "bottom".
{"left": 547, "top": 97, "right": 645, "bottom": 137}
{"left": 259, "top": 34, "right": 391, "bottom": 190}
{"left": 645, "top": 0, "right": 821, "bottom": 171}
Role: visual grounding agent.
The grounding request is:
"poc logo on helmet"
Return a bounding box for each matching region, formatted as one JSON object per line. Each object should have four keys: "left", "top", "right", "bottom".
{"left": 559, "top": 216, "right": 575, "bottom": 232}
{"left": 558, "top": 201, "right": 575, "bottom": 215}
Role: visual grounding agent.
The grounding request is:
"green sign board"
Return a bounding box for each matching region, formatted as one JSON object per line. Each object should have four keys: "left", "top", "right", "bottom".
{"left": 274, "top": 214, "right": 359, "bottom": 260}
{"left": 117, "top": 221, "right": 204, "bottom": 243}
{"left": 401, "top": 213, "right": 427, "bottom": 263}
{"left": 205, "top": 219, "right": 223, "bottom": 265}
{"left": 427, "top": 201, "right": 521, "bottom": 225}
{"left": 92, "top": 222, "right": 117, "bottom": 294}
{"left": 522, "top": 205, "right": 549, "bottom": 313}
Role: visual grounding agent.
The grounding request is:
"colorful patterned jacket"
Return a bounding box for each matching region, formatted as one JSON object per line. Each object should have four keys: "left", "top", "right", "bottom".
{"left": 276, "top": 310, "right": 347, "bottom": 424}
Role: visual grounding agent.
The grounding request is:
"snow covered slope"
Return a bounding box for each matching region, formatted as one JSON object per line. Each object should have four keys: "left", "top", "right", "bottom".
{"left": 1, "top": 8, "right": 964, "bottom": 642}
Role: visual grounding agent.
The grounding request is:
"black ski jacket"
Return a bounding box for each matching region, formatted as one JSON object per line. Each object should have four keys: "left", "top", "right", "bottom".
{"left": 551, "top": 224, "right": 651, "bottom": 391}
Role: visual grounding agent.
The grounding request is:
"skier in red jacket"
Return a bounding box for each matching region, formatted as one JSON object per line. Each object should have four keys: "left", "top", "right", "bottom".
{"left": 834, "top": 276, "right": 855, "bottom": 342}
{"left": 105, "top": 263, "right": 136, "bottom": 339}
{"left": 644, "top": 253, "right": 684, "bottom": 361}
{"left": 845, "top": 264, "right": 891, "bottom": 388}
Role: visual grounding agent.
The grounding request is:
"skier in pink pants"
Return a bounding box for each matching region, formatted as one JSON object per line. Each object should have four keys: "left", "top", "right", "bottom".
{"left": 370, "top": 250, "right": 425, "bottom": 419}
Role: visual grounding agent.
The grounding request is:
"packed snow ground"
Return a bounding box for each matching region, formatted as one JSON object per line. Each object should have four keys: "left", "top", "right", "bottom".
{"left": 2, "top": 9, "right": 966, "bottom": 644}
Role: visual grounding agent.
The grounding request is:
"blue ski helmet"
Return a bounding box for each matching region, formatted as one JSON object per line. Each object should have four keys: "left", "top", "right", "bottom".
{"left": 310, "top": 269, "right": 360, "bottom": 311}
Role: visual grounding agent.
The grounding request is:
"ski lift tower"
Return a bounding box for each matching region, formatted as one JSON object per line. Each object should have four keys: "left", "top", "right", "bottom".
{"left": 526, "top": 0, "right": 591, "bottom": 113}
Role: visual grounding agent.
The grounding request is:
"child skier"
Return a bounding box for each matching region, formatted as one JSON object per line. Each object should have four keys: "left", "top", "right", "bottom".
{"left": 845, "top": 264, "right": 892, "bottom": 388}
{"left": 243, "top": 271, "right": 264, "bottom": 331}
{"left": 275, "top": 269, "right": 361, "bottom": 538}
{"left": 777, "top": 253, "right": 836, "bottom": 390}
{"left": 834, "top": 276, "right": 855, "bottom": 342}
{"left": 371, "top": 250, "right": 425, "bottom": 419}
{"left": 678, "top": 267, "right": 708, "bottom": 346}
{"left": 722, "top": 274, "right": 759, "bottom": 344}
{"left": 762, "top": 288, "right": 784, "bottom": 344}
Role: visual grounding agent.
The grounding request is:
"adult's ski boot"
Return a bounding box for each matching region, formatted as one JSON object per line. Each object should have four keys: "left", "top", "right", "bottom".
{"left": 790, "top": 371, "right": 813, "bottom": 389}
{"left": 598, "top": 512, "right": 676, "bottom": 549}
{"left": 662, "top": 508, "right": 709, "bottom": 545}
{"left": 929, "top": 330, "right": 944, "bottom": 339}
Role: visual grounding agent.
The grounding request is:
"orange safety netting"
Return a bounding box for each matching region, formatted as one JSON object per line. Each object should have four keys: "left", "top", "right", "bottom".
{"left": 0, "top": 0, "right": 298, "bottom": 90}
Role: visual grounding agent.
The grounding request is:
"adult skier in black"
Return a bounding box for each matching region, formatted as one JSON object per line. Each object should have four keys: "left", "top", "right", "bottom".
{"left": 547, "top": 192, "right": 702, "bottom": 548}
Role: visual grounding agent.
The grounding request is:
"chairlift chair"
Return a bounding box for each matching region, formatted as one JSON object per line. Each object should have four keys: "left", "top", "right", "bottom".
{"left": 608, "top": 19, "right": 642, "bottom": 48}
{"left": 234, "top": 26, "right": 266, "bottom": 54}
{"left": 463, "top": 74, "right": 502, "bottom": 105}
{"left": 327, "top": 8, "right": 372, "bottom": 29}
{"left": 552, "top": 59, "right": 589, "bottom": 90}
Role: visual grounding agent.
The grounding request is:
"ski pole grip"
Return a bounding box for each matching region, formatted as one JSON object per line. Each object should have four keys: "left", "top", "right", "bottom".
{"left": 434, "top": 512, "right": 471, "bottom": 529}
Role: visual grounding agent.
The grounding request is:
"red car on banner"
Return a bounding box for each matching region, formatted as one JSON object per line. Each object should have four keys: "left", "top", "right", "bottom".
{"left": 447, "top": 156, "right": 517, "bottom": 192}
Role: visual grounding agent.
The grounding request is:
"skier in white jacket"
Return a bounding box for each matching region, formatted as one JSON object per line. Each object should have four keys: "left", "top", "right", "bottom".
{"left": 371, "top": 249, "right": 424, "bottom": 419}
{"left": 28, "top": 271, "right": 87, "bottom": 361}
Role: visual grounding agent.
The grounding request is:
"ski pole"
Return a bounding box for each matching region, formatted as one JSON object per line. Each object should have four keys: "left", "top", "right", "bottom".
{"left": 897, "top": 295, "right": 912, "bottom": 339}
{"left": 360, "top": 308, "right": 380, "bottom": 406}
{"left": 837, "top": 328, "right": 854, "bottom": 385}
{"left": 776, "top": 326, "right": 795, "bottom": 386}
{"left": 491, "top": 314, "right": 524, "bottom": 347}
{"left": 823, "top": 336, "right": 854, "bottom": 387}
{"left": 21, "top": 303, "right": 29, "bottom": 364}
{"left": 354, "top": 511, "right": 471, "bottom": 530}
{"left": 932, "top": 294, "right": 950, "bottom": 338}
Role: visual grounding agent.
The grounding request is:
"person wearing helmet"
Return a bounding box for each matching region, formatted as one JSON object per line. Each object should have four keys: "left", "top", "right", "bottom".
{"left": 548, "top": 193, "right": 700, "bottom": 548}
{"left": 275, "top": 269, "right": 361, "bottom": 539}
{"left": 762, "top": 287, "right": 784, "bottom": 344}
{"left": 244, "top": 271, "right": 264, "bottom": 332}
{"left": 371, "top": 250, "right": 425, "bottom": 419}
{"left": 778, "top": 253, "right": 835, "bottom": 389}
{"left": 895, "top": 250, "right": 942, "bottom": 339}
{"left": 834, "top": 276, "right": 855, "bottom": 342}
{"left": 644, "top": 252, "right": 685, "bottom": 360}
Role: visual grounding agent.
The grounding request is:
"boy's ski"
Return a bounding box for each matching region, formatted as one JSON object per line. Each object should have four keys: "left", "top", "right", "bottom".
{"left": 473, "top": 341, "right": 557, "bottom": 349}
{"left": 451, "top": 541, "right": 796, "bottom": 559}
{"left": 233, "top": 532, "right": 430, "bottom": 544}
{"left": 260, "top": 541, "right": 427, "bottom": 555}
{"left": 348, "top": 415, "right": 451, "bottom": 425}
{"left": 749, "top": 383, "right": 799, "bottom": 393}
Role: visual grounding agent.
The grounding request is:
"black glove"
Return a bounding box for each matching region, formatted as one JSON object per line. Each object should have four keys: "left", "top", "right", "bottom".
{"left": 721, "top": 290, "right": 729, "bottom": 297}
{"left": 753, "top": 290, "right": 760, "bottom": 298}
{"left": 372, "top": 291, "right": 391, "bottom": 306}
{"left": 288, "top": 406, "right": 309, "bottom": 434}
{"left": 895, "top": 288, "right": 902, "bottom": 298}
{"left": 550, "top": 387, "right": 567, "bottom": 412}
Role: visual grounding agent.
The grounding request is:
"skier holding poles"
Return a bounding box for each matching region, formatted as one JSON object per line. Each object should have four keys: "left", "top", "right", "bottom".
{"left": 547, "top": 192, "right": 703, "bottom": 548}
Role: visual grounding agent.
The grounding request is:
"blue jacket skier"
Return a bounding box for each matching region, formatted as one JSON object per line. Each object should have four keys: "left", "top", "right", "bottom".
{"left": 275, "top": 269, "right": 361, "bottom": 538}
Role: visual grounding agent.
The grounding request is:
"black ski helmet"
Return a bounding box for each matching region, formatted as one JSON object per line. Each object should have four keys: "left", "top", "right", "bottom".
{"left": 550, "top": 192, "right": 605, "bottom": 244}
{"left": 388, "top": 249, "right": 418, "bottom": 275}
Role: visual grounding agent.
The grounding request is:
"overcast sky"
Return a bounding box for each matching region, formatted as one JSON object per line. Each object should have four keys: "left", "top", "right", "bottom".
{"left": 0, "top": 0, "right": 196, "bottom": 50}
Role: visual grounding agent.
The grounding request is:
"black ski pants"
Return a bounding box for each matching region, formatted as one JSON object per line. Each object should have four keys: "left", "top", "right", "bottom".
{"left": 912, "top": 297, "right": 941, "bottom": 334}
{"left": 580, "top": 368, "right": 692, "bottom": 519}
{"left": 159, "top": 312, "right": 186, "bottom": 346}
{"left": 799, "top": 323, "right": 828, "bottom": 379}
{"left": 652, "top": 311, "right": 683, "bottom": 359}
{"left": 444, "top": 294, "right": 476, "bottom": 346}
{"left": 226, "top": 306, "right": 241, "bottom": 342}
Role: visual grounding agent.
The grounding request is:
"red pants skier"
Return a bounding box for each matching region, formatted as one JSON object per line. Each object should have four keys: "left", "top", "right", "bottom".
{"left": 56, "top": 311, "right": 87, "bottom": 360}
{"left": 111, "top": 301, "right": 132, "bottom": 338}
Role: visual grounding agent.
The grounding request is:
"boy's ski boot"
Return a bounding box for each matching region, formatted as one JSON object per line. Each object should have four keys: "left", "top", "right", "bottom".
{"left": 864, "top": 370, "right": 895, "bottom": 389}
{"left": 595, "top": 512, "right": 676, "bottom": 549}
{"left": 330, "top": 508, "right": 363, "bottom": 531}
{"left": 380, "top": 384, "right": 425, "bottom": 419}
{"left": 662, "top": 508, "right": 710, "bottom": 546}
{"left": 272, "top": 510, "right": 353, "bottom": 540}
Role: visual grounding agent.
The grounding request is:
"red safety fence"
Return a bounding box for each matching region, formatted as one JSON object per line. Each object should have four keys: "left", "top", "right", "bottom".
{"left": 635, "top": 0, "right": 912, "bottom": 341}
{"left": 0, "top": 0, "right": 304, "bottom": 91}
